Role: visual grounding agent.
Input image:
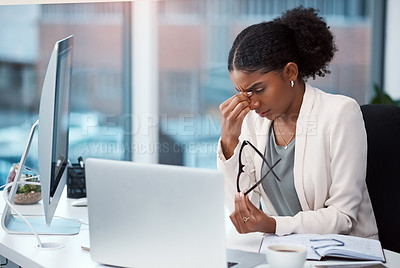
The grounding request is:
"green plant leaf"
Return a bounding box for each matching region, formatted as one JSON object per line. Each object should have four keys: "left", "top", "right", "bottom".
{"left": 370, "top": 84, "right": 397, "bottom": 105}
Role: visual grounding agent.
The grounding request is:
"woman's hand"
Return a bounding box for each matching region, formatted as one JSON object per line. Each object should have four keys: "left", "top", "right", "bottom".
{"left": 219, "top": 92, "right": 252, "bottom": 159}
{"left": 229, "top": 192, "right": 276, "bottom": 234}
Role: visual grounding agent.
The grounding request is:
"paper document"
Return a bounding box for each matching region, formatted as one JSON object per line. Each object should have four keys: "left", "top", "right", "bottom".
{"left": 260, "top": 234, "right": 385, "bottom": 262}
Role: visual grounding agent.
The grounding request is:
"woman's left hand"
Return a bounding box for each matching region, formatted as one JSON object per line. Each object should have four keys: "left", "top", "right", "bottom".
{"left": 230, "top": 192, "right": 276, "bottom": 234}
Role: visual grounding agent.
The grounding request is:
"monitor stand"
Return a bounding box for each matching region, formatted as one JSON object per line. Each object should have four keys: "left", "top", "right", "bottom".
{"left": 2, "top": 214, "right": 80, "bottom": 235}
{"left": 1, "top": 120, "right": 81, "bottom": 236}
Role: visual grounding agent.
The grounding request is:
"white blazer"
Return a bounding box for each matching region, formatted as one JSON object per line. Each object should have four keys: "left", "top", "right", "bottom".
{"left": 217, "top": 83, "right": 378, "bottom": 239}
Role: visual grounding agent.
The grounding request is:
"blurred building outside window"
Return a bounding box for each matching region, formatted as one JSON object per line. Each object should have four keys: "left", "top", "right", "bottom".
{"left": 0, "top": 0, "right": 378, "bottom": 185}
{"left": 0, "top": 3, "right": 128, "bottom": 185}
{"left": 157, "top": 0, "right": 375, "bottom": 169}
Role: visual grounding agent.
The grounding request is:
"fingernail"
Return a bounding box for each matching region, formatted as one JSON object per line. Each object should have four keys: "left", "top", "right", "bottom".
{"left": 246, "top": 91, "right": 252, "bottom": 97}
{"left": 240, "top": 192, "right": 244, "bottom": 197}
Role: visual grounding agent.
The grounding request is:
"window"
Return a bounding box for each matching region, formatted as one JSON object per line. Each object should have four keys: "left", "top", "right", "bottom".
{"left": 157, "top": 0, "right": 375, "bottom": 168}
{"left": 0, "top": 0, "right": 380, "bottom": 183}
{"left": 0, "top": 2, "right": 130, "bottom": 185}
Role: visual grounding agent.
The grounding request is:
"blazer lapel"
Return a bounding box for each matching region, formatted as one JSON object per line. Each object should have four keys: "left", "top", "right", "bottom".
{"left": 294, "top": 83, "right": 316, "bottom": 211}
{"left": 252, "top": 116, "right": 276, "bottom": 213}
{"left": 254, "top": 116, "right": 271, "bottom": 183}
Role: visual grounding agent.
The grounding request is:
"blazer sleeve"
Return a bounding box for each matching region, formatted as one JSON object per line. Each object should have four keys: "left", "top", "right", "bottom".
{"left": 273, "top": 98, "right": 368, "bottom": 236}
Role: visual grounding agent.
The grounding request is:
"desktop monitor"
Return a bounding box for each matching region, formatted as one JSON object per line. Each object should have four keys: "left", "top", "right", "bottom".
{"left": 38, "top": 35, "right": 73, "bottom": 226}
{"left": 1, "top": 35, "right": 80, "bottom": 237}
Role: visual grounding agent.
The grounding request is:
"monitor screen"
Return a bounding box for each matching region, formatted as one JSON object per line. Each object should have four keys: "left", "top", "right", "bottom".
{"left": 50, "top": 41, "right": 72, "bottom": 197}
{"left": 38, "top": 35, "right": 74, "bottom": 226}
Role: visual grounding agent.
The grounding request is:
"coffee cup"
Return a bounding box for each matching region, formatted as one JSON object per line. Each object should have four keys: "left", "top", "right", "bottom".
{"left": 265, "top": 244, "right": 307, "bottom": 268}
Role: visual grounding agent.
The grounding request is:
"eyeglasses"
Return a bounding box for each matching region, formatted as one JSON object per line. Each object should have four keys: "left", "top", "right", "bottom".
{"left": 236, "top": 140, "right": 281, "bottom": 195}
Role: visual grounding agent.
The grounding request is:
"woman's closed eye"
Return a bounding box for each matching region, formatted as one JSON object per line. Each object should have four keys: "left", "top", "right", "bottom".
{"left": 254, "top": 87, "right": 265, "bottom": 93}
{"left": 234, "top": 86, "right": 264, "bottom": 94}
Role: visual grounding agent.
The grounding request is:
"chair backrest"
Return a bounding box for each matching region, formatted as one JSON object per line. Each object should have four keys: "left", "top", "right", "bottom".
{"left": 361, "top": 104, "right": 400, "bottom": 252}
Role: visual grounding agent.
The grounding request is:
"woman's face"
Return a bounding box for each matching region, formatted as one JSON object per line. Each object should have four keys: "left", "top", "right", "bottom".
{"left": 229, "top": 69, "right": 296, "bottom": 121}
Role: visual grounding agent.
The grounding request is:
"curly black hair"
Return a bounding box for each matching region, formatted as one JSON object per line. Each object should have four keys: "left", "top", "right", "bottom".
{"left": 228, "top": 6, "right": 337, "bottom": 80}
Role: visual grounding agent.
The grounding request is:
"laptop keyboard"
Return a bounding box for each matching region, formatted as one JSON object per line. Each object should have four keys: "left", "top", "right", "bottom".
{"left": 227, "top": 261, "right": 238, "bottom": 267}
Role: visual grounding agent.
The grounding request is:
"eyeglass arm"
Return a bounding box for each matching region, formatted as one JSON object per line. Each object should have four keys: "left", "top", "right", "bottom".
{"left": 243, "top": 140, "right": 281, "bottom": 182}
{"left": 236, "top": 140, "right": 282, "bottom": 194}
{"left": 244, "top": 158, "right": 281, "bottom": 195}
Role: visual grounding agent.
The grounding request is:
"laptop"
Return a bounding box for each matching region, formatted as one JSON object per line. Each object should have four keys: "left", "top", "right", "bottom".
{"left": 85, "top": 158, "right": 266, "bottom": 268}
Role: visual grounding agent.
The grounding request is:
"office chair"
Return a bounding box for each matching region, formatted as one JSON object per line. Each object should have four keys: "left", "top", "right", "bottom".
{"left": 361, "top": 104, "right": 400, "bottom": 253}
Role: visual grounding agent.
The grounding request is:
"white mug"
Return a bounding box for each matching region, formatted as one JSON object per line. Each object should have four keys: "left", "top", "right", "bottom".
{"left": 266, "top": 244, "right": 307, "bottom": 268}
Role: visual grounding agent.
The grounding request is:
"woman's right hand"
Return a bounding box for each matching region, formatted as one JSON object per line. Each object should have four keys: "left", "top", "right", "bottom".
{"left": 219, "top": 92, "right": 252, "bottom": 159}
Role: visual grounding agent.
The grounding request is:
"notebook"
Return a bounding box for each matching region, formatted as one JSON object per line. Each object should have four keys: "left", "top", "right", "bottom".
{"left": 85, "top": 158, "right": 266, "bottom": 268}
{"left": 260, "top": 233, "right": 385, "bottom": 262}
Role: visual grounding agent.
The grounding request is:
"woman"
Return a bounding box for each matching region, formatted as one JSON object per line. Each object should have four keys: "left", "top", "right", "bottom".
{"left": 217, "top": 6, "right": 378, "bottom": 239}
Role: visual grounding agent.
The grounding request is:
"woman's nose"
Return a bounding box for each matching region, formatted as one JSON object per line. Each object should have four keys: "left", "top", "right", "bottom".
{"left": 244, "top": 91, "right": 260, "bottom": 110}
{"left": 248, "top": 96, "right": 260, "bottom": 110}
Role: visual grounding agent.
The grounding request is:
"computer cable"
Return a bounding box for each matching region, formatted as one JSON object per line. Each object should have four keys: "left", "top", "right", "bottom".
{"left": 2, "top": 181, "right": 43, "bottom": 248}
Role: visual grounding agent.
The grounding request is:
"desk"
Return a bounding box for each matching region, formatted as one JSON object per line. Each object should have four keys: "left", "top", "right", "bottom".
{"left": 1, "top": 191, "right": 400, "bottom": 268}
{"left": 0, "top": 191, "right": 94, "bottom": 268}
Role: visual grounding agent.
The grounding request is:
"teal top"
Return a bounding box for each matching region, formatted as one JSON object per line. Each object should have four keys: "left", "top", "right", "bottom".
{"left": 261, "top": 126, "right": 302, "bottom": 216}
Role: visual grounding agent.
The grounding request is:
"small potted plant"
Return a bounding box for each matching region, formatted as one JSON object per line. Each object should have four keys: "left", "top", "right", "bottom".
{"left": 6, "top": 164, "right": 42, "bottom": 205}
{"left": 370, "top": 84, "right": 400, "bottom": 105}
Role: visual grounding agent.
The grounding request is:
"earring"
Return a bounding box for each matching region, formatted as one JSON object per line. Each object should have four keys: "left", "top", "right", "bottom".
{"left": 290, "top": 81, "right": 294, "bottom": 88}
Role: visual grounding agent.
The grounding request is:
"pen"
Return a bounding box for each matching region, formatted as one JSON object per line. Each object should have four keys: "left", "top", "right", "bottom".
{"left": 78, "top": 156, "right": 84, "bottom": 168}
